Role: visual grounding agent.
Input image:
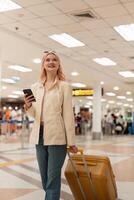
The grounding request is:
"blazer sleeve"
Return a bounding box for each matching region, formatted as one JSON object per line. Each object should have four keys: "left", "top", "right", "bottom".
{"left": 62, "top": 83, "right": 75, "bottom": 146}
{"left": 26, "top": 84, "right": 36, "bottom": 118}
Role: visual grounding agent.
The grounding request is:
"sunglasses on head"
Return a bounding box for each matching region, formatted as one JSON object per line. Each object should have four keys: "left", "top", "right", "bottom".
{"left": 44, "top": 50, "right": 56, "bottom": 54}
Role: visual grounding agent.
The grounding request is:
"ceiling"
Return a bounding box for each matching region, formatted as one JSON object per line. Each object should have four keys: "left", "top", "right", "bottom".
{"left": 0, "top": 0, "right": 134, "bottom": 109}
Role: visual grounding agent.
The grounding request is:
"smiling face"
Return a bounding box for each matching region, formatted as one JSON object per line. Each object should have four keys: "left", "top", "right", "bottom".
{"left": 43, "top": 53, "right": 60, "bottom": 74}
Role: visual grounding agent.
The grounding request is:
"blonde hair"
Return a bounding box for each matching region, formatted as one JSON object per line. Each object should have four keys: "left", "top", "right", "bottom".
{"left": 40, "top": 52, "right": 65, "bottom": 84}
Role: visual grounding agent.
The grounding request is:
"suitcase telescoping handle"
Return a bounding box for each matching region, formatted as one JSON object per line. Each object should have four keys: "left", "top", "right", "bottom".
{"left": 67, "top": 147, "right": 99, "bottom": 200}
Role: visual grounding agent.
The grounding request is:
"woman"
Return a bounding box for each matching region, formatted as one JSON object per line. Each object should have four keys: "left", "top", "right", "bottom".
{"left": 24, "top": 51, "right": 78, "bottom": 200}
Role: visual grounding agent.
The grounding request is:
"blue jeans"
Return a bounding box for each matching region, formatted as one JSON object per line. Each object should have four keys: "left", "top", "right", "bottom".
{"left": 36, "top": 125, "right": 67, "bottom": 200}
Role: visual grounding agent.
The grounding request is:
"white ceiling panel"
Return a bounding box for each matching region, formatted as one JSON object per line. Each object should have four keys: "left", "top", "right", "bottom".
{"left": 43, "top": 14, "right": 75, "bottom": 25}
{"left": 124, "top": 2, "right": 134, "bottom": 14}
{"left": 0, "top": 14, "right": 16, "bottom": 25}
{"left": 57, "top": 23, "right": 85, "bottom": 33}
{"left": 84, "top": 0, "right": 119, "bottom": 8}
{"left": 27, "top": 3, "right": 61, "bottom": 16}
{"left": 21, "top": 18, "right": 51, "bottom": 29}
{"left": 38, "top": 26, "right": 61, "bottom": 36}
{"left": 94, "top": 4, "right": 128, "bottom": 18}
{"left": 80, "top": 19, "right": 109, "bottom": 30}
{"left": 52, "top": 0, "right": 89, "bottom": 13}
{"left": 105, "top": 15, "right": 133, "bottom": 26}
{"left": 4, "top": 8, "right": 36, "bottom": 20}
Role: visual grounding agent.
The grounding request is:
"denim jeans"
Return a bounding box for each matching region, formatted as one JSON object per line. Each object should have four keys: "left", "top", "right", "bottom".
{"left": 36, "top": 125, "right": 67, "bottom": 200}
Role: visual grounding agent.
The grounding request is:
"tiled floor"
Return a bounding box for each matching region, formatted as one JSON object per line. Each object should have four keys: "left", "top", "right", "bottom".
{"left": 0, "top": 133, "right": 134, "bottom": 200}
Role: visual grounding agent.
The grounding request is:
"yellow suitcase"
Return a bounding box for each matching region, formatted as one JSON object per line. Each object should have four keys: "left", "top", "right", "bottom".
{"left": 65, "top": 150, "right": 118, "bottom": 200}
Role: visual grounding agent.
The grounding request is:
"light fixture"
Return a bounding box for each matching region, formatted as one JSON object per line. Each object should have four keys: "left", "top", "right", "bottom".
{"left": 8, "top": 94, "right": 19, "bottom": 98}
{"left": 49, "top": 33, "right": 85, "bottom": 48}
{"left": 101, "top": 99, "right": 106, "bottom": 102}
{"left": 113, "top": 86, "right": 119, "bottom": 91}
{"left": 117, "top": 96, "right": 126, "bottom": 99}
{"left": 127, "top": 98, "right": 133, "bottom": 102}
{"left": 86, "top": 96, "right": 93, "bottom": 99}
{"left": 33, "top": 58, "right": 41, "bottom": 64}
{"left": 71, "top": 83, "right": 86, "bottom": 88}
{"left": 12, "top": 76, "right": 20, "bottom": 81}
{"left": 118, "top": 71, "right": 134, "bottom": 78}
{"left": 106, "top": 92, "right": 116, "bottom": 96}
{"left": 12, "top": 91, "right": 23, "bottom": 95}
{"left": 114, "top": 24, "right": 134, "bottom": 41}
{"left": 2, "top": 78, "right": 16, "bottom": 84}
{"left": 124, "top": 104, "right": 129, "bottom": 107}
{"left": 8, "top": 65, "right": 32, "bottom": 72}
{"left": 108, "top": 101, "right": 115, "bottom": 104}
{"left": 71, "top": 71, "right": 79, "bottom": 76}
{"left": 100, "top": 81, "right": 104, "bottom": 85}
{"left": 2, "top": 86, "right": 7, "bottom": 90}
{"left": 0, "top": 0, "right": 21, "bottom": 12}
{"left": 116, "top": 102, "right": 122, "bottom": 105}
{"left": 126, "top": 91, "right": 131, "bottom": 95}
{"left": 93, "top": 57, "right": 116, "bottom": 66}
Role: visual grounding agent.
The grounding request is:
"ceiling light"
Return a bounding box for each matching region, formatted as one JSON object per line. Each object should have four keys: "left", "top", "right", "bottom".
{"left": 124, "top": 104, "right": 129, "bottom": 107}
{"left": 117, "top": 102, "right": 122, "bottom": 105}
{"left": 114, "top": 24, "right": 134, "bottom": 41}
{"left": 33, "top": 58, "right": 41, "bottom": 64}
{"left": 86, "top": 96, "right": 93, "bottom": 99}
{"left": 101, "top": 98, "right": 106, "bottom": 102}
{"left": 117, "top": 96, "right": 126, "bottom": 99}
{"left": 113, "top": 86, "right": 119, "bottom": 91}
{"left": 93, "top": 57, "right": 116, "bottom": 66}
{"left": 12, "top": 76, "right": 20, "bottom": 81}
{"left": 12, "top": 91, "right": 23, "bottom": 95}
{"left": 118, "top": 71, "right": 134, "bottom": 78}
{"left": 49, "top": 33, "right": 85, "bottom": 48}
{"left": 2, "top": 86, "right": 7, "bottom": 90}
{"left": 108, "top": 101, "right": 115, "bottom": 104}
{"left": 8, "top": 65, "right": 32, "bottom": 72}
{"left": 0, "top": 0, "right": 21, "bottom": 12}
{"left": 126, "top": 91, "right": 131, "bottom": 95}
{"left": 100, "top": 81, "right": 104, "bottom": 85}
{"left": 71, "top": 71, "right": 79, "bottom": 76}
{"left": 126, "top": 98, "right": 133, "bottom": 102}
{"left": 71, "top": 83, "right": 86, "bottom": 88}
{"left": 8, "top": 94, "right": 19, "bottom": 98}
{"left": 2, "top": 78, "right": 16, "bottom": 84}
{"left": 106, "top": 92, "right": 116, "bottom": 96}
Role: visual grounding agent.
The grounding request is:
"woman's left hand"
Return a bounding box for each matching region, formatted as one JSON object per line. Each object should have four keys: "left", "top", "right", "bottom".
{"left": 68, "top": 145, "right": 78, "bottom": 153}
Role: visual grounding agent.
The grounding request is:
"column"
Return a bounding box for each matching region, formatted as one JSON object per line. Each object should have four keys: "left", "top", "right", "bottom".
{"left": 92, "top": 83, "right": 102, "bottom": 140}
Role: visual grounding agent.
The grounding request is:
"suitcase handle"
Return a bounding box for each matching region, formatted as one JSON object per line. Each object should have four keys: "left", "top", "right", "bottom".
{"left": 67, "top": 147, "right": 84, "bottom": 155}
{"left": 75, "top": 161, "right": 97, "bottom": 166}
{"left": 67, "top": 147, "right": 99, "bottom": 200}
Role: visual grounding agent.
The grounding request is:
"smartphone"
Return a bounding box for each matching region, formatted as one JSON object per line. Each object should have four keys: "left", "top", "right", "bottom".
{"left": 23, "top": 88, "right": 36, "bottom": 102}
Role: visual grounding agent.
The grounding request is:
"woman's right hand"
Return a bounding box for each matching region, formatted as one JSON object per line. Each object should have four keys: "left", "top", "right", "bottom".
{"left": 24, "top": 94, "right": 34, "bottom": 110}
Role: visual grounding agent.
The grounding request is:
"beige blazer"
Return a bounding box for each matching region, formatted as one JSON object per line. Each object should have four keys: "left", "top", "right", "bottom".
{"left": 27, "top": 80, "right": 75, "bottom": 146}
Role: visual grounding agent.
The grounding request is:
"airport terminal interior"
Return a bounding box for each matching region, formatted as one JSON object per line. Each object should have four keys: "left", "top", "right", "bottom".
{"left": 0, "top": 0, "right": 134, "bottom": 200}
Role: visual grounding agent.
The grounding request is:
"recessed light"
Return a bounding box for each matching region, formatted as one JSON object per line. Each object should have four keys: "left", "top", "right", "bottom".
{"left": 33, "top": 58, "right": 41, "bottom": 64}
{"left": 126, "top": 91, "right": 131, "bottom": 95}
{"left": 8, "top": 65, "right": 32, "bottom": 72}
{"left": 127, "top": 98, "right": 133, "bottom": 102}
{"left": 117, "top": 96, "right": 126, "bottom": 99}
{"left": 100, "top": 81, "right": 104, "bottom": 85}
{"left": 12, "top": 91, "right": 23, "bottom": 95}
{"left": 8, "top": 94, "right": 19, "bottom": 98}
{"left": 71, "top": 71, "right": 79, "bottom": 76}
{"left": 114, "top": 24, "right": 134, "bottom": 41}
{"left": 71, "top": 83, "right": 86, "bottom": 88}
{"left": 0, "top": 0, "right": 21, "bottom": 13}
{"left": 118, "top": 71, "right": 134, "bottom": 78}
{"left": 93, "top": 57, "right": 116, "bottom": 66}
{"left": 2, "top": 78, "right": 16, "bottom": 84}
{"left": 106, "top": 92, "right": 116, "bottom": 96}
{"left": 113, "top": 86, "right": 119, "bottom": 91}
{"left": 49, "top": 33, "right": 85, "bottom": 48}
